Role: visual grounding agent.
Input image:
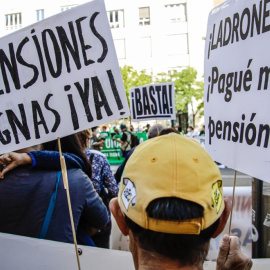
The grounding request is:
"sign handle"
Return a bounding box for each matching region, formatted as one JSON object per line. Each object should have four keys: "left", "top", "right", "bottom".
{"left": 228, "top": 170, "right": 237, "bottom": 235}
{"left": 57, "top": 137, "right": 81, "bottom": 270}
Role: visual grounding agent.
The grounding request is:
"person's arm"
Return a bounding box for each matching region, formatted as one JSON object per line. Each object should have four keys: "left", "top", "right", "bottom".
{"left": 100, "top": 156, "right": 119, "bottom": 198}
{"left": 216, "top": 234, "right": 253, "bottom": 270}
{"left": 0, "top": 151, "right": 85, "bottom": 178}
{"left": 0, "top": 152, "right": 32, "bottom": 178}
{"left": 112, "top": 132, "right": 126, "bottom": 144}
{"left": 111, "top": 137, "right": 123, "bottom": 144}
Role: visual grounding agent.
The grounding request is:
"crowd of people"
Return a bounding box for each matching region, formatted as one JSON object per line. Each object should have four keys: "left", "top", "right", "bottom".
{"left": 0, "top": 123, "right": 252, "bottom": 269}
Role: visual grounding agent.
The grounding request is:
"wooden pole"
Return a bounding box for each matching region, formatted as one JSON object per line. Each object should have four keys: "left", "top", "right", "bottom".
{"left": 228, "top": 170, "right": 237, "bottom": 235}
{"left": 57, "top": 138, "right": 81, "bottom": 270}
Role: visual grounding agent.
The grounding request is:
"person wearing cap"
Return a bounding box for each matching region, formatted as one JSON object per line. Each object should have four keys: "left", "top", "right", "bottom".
{"left": 110, "top": 133, "right": 252, "bottom": 270}
{"left": 112, "top": 123, "right": 132, "bottom": 158}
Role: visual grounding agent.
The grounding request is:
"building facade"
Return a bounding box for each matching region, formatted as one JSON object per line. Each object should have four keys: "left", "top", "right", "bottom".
{"left": 0, "top": 0, "right": 214, "bottom": 129}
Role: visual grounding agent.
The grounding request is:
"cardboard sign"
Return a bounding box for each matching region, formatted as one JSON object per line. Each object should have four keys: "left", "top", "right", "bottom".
{"left": 129, "top": 82, "right": 176, "bottom": 122}
{"left": 204, "top": 0, "right": 270, "bottom": 183}
{"left": 0, "top": 0, "right": 129, "bottom": 154}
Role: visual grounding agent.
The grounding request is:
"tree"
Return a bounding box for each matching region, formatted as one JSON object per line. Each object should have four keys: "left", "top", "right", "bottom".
{"left": 120, "top": 65, "right": 153, "bottom": 126}
{"left": 155, "top": 67, "right": 204, "bottom": 127}
{"left": 120, "top": 65, "right": 152, "bottom": 107}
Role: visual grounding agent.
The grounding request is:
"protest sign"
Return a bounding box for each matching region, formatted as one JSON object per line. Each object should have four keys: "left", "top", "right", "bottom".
{"left": 0, "top": 0, "right": 129, "bottom": 154}
{"left": 129, "top": 82, "right": 176, "bottom": 122}
{"left": 204, "top": 0, "right": 270, "bottom": 183}
{"left": 101, "top": 132, "right": 148, "bottom": 164}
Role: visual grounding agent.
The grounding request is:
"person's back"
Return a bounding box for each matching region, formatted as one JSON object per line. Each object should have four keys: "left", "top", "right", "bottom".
{"left": 0, "top": 166, "right": 108, "bottom": 243}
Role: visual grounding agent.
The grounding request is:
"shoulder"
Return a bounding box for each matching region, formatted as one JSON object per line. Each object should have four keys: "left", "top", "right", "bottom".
{"left": 67, "top": 168, "right": 91, "bottom": 185}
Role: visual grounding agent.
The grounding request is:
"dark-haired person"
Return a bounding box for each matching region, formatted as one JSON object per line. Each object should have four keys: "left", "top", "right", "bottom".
{"left": 110, "top": 133, "right": 252, "bottom": 270}
{"left": 0, "top": 135, "right": 109, "bottom": 245}
{"left": 157, "top": 127, "right": 180, "bottom": 136}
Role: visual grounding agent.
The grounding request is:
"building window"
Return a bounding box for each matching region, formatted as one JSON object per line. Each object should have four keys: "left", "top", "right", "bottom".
{"left": 165, "top": 3, "right": 187, "bottom": 23}
{"left": 167, "top": 34, "right": 189, "bottom": 55}
{"left": 5, "top": 13, "right": 22, "bottom": 30}
{"left": 114, "top": 39, "right": 126, "bottom": 59}
{"left": 139, "top": 7, "right": 150, "bottom": 26}
{"left": 36, "top": 9, "right": 44, "bottom": 21}
{"left": 107, "top": 10, "right": 124, "bottom": 28}
{"left": 61, "top": 5, "right": 77, "bottom": 12}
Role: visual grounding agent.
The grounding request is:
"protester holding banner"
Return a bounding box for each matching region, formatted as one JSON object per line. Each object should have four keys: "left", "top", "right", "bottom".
{"left": 112, "top": 123, "right": 132, "bottom": 158}
{"left": 110, "top": 133, "right": 252, "bottom": 270}
{"left": 0, "top": 135, "right": 109, "bottom": 246}
{"left": 0, "top": 131, "right": 118, "bottom": 248}
{"left": 100, "top": 126, "right": 111, "bottom": 140}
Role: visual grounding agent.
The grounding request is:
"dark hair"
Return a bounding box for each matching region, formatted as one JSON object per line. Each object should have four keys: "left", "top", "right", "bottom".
{"left": 42, "top": 134, "right": 92, "bottom": 178}
{"left": 125, "top": 197, "right": 219, "bottom": 267}
{"left": 76, "top": 129, "right": 91, "bottom": 149}
{"left": 158, "top": 127, "right": 180, "bottom": 136}
{"left": 178, "top": 126, "right": 183, "bottom": 133}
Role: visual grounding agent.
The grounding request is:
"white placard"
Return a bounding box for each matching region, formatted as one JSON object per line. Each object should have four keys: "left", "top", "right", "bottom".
{"left": 129, "top": 82, "right": 175, "bottom": 122}
{"left": 0, "top": 0, "right": 129, "bottom": 154}
{"left": 204, "top": 0, "right": 270, "bottom": 183}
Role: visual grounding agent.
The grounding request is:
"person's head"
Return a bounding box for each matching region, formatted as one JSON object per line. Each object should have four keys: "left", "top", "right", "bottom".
{"left": 91, "top": 126, "right": 98, "bottom": 133}
{"left": 188, "top": 126, "right": 194, "bottom": 131}
{"left": 102, "top": 126, "right": 107, "bottom": 131}
{"left": 42, "top": 134, "right": 92, "bottom": 178}
{"left": 120, "top": 123, "right": 127, "bottom": 131}
{"left": 110, "top": 133, "right": 230, "bottom": 268}
{"left": 147, "top": 124, "right": 164, "bottom": 139}
{"left": 158, "top": 127, "right": 179, "bottom": 136}
{"left": 146, "top": 124, "right": 151, "bottom": 130}
{"left": 114, "top": 128, "right": 120, "bottom": 135}
{"left": 76, "top": 129, "right": 91, "bottom": 150}
{"left": 178, "top": 126, "right": 183, "bottom": 133}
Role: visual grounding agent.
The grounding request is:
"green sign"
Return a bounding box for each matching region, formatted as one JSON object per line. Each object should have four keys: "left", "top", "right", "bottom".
{"left": 101, "top": 133, "right": 148, "bottom": 164}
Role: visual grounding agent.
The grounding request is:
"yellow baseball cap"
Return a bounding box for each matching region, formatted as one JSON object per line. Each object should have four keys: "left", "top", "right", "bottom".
{"left": 118, "top": 133, "right": 224, "bottom": 234}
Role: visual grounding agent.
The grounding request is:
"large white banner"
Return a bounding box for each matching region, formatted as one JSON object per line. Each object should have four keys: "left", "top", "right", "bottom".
{"left": 204, "top": 0, "right": 270, "bottom": 183}
{"left": 0, "top": 0, "right": 129, "bottom": 154}
{"left": 129, "top": 82, "right": 176, "bottom": 122}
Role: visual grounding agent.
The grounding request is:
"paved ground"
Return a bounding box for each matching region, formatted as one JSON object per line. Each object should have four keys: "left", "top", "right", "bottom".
{"left": 110, "top": 164, "right": 253, "bottom": 187}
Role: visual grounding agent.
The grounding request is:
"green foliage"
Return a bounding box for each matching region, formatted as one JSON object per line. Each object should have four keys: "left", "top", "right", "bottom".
{"left": 154, "top": 67, "right": 204, "bottom": 126}
{"left": 120, "top": 65, "right": 204, "bottom": 126}
{"left": 120, "top": 65, "right": 152, "bottom": 106}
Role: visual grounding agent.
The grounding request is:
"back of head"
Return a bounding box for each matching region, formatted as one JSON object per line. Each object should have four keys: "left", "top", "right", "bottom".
{"left": 42, "top": 134, "right": 92, "bottom": 178}
{"left": 158, "top": 127, "right": 179, "bottom": 136}
{"left": 148, "top": 124, "right": 164, "bottom": 139}
{"left": 118, "top": 133, "right": 224, "bottom": 266}
{"left": 120, "top": 123, "right": 126, "bottom": 130}
{"left": 76, "top": 129, "right": 91, "bottom": 149}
